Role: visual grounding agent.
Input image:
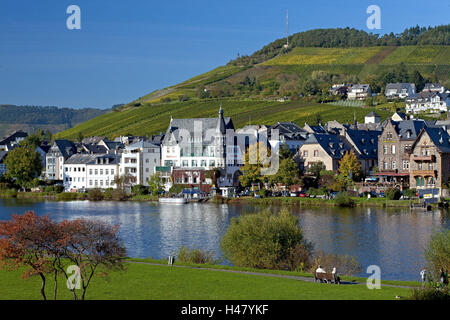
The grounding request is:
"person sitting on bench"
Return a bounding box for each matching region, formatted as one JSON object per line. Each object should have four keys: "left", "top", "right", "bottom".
{"left": 316, "top": 265, "right": 326, "bottom": 273}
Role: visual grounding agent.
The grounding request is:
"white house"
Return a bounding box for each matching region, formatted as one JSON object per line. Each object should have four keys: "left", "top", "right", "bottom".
{"left": 63, "top": 154, "right": 121, "bottom": 191}
{"left": 347, "top": 84, "right": 372, "bottom": 100}
{"left": 405, "top": 91, "right": 450, "bottom": 114}
{"left": 119, "top": 140, "right": 160, "bottom": 186}
{"left": 161, "top": 107, "right": 241, "bottom": 187}
{"left": 385, "top": 83, "right": 416, "bottom": 99}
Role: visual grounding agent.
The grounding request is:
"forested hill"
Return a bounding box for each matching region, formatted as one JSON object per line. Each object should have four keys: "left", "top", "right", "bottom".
{"left": 0, "top": 105, "right": 108, "bottom": 138}
{"left": 231, "top": 25, "right": 450, "bottom": 66}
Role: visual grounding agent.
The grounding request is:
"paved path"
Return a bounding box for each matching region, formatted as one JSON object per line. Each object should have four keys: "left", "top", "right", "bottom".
{"left": 127, "top": 261, "right": 417, "bottom": 289}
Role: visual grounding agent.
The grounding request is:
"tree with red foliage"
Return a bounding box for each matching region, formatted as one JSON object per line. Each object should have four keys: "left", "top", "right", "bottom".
{"left": 0, "top": 211, "right": 126, "bottom": 300}
{"left": 0, "top": 211, "right": 60, "bottom": 300}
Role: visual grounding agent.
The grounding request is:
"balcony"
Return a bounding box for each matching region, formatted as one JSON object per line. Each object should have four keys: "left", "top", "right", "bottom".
{"left": 411, "top": 170, "right": 437, "bottom": 176}
{"left": 412, "top": 155, "right": 435, "bottom": 162}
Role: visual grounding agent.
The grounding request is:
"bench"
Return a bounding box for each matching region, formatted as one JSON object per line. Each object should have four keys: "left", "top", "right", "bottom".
{"left": 314, "top": 272, "right": 340, "bottom": 284}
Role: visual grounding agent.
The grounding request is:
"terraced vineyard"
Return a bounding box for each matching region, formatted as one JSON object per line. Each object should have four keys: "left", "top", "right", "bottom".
{"left": 56, "top": 28, "right": 449, "bottom": 139}
{"left": 56, "top": 99, "right": 392, "bottom": 140}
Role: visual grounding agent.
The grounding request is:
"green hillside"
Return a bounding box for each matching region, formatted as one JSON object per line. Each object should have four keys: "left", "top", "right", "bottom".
{"left": 56, "top": 99, "right": 395, "bottom": 140}
{"left": 57, "top": 26, "right": 450, "bottom": 140}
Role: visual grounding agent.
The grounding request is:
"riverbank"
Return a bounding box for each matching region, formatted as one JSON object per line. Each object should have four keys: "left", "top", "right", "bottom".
{"left": 0, "top": 191, "right": 442, "bottom": 209}
{"left": 0, "top": 259, "right": 416, "bottom": 300}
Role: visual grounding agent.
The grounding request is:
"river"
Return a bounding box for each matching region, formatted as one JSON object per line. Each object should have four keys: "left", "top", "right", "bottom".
{"left": 0, "top": 198, "right": 448, "bottom": 281}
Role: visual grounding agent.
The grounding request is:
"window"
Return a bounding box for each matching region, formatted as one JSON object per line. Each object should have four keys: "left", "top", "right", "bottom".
{"left": 191, "top": 160, "right": 198, "bottom": 167}
{"left": 303, "top": 150, "right": 308, "bottom": 157}
{"left": 209, "top": 160, "right": 215, "bottom": 167}
{"left": 392, "top": 161, "right": 396, "bottom": 170}
{"left": 383, "top": 145, "right": 387, "bottom": 154}
{"left": 383, "top": 162, "right": 388, "bottom": 170}
{"left": 402, "top": 160, "right": 409, "bottom": 170}
{"left": 89, "top": 169, "right": 93, "bottom": 175}
{"left": 314, "top": 150, "right": 319, "bottom": 157}
{"left": 89, "top": 180, "right": 93, "bottom": 186}
{"left": 105, "top": 169, "right": 109, "bottom": 175}
{"left": 95, "top": 169, "right": 98, "bottom": 175}
{"left": 100, "top": 169, "right": 103, "bottom": 175}
{"left": 391, "top": 145, "right": 396, "bottom": 154}
{"left": 111, "top": 169, "right": 114, "bottom": 175}
{"left": 182, "top": 160, "right": 188, "bottom": 167}
{"left": 201, "top": 160, "right": 207, "bottom": 167}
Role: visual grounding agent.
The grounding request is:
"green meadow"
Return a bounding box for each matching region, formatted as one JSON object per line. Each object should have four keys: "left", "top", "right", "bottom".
{"left": 0, "top": 261, "right": 415, "bottom": 300}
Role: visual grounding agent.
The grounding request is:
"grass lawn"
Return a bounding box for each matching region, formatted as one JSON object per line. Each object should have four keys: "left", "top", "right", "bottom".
{"left": 0, "top": 262, "right": 414, "bottom": 300}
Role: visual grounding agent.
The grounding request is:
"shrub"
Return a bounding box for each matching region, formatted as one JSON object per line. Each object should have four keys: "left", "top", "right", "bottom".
{"left": 334, "top": 192, "right": 355, "bottom": 207}
{"left": 111, "top": 189, "right": 128, "bottom": 201}
{"left": 424, "top": 229, "right": 450, "bottom": 279}
{"left": 309, "top": 251, "right": 362, "bottom": 276}
{"left": 177, "top": 246, "right": 219, "bottom": 264}
{"left": 87, "top": 188, "right": 104, "bottom": 201}
{"left": 1, "top": 189, "right": 18, "bottom": 198}
{"left": 258, "top": 189, "right": 269, "bottom": 198}
{"left": 220, "top": 209, "right": 313, "bottom": 271}
{"left": 56, "top": 192, "right": 80, "bottom": 201}
{"left": 402, "top": 188, "right": 417, "bottom": 198}
{"left": 103, "top": 188, "right": 114, "bottom": 200}
{"left": 385, "top": 187, "right": 402, "bottom": 200}
{"left": 409, "top": 287, "right": 450, "bottom": 300}
{"left": 131, "top": 185, "right": 148, "bottom": 196}
{"left": 44, "top": 185, "right": 64, "bottom": 194}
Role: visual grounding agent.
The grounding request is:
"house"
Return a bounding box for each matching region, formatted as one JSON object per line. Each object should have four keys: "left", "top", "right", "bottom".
{"left": 405, "top": 91, "right": 450, "bottom": 114}
{"left": 365, "top": 112, "right": 381, "bottom": 124}
{"left": 385, "top": 83, "right": 416, "bottom": 99}
{"left": 423, "top": 83, "right": 447, "bottom": 94}
{"left": 391, "top": 112, "right": 408, "bottom": 121}
{"left": 63, "top": 154, "right": 121, "bottom": 191}
{"left": 294, "top": 133, "right": 353, "bottom": 172}
{"left": 409, "top": 126, "right": 450, "bottom": 197}
{"left": 161, "top": 107, "right": 240, "bottom": 187}
{"left": 269, "top": 122, "right": 308, "bottom": 154}
{"left": 347, "top": 84, "right": 372, "bottom": 100}
{"left": 339, "top": 127, "right": 381, "bottom": 175}
{"left": 171, "top": 168, "right": 213, "bottom": 193}
{"left": 375, "top": 119, "right": 427, "bottom": 188}
{"left": 0, "top": 151, "right": 8, "bottom": 176}
{"left": 0, "top": 130, "right": 28, "bottom": 151}
{"left": 329, "top": 84, "right": 349, "bottom": 97}
{"left": 45, "top": 140, "right": 77, "bottom": 181}
{"left": 303, "top": 123, "right": 327, "bottom": 134}
{"left": 119, "top": 140, "right": 161, "bottom": 186}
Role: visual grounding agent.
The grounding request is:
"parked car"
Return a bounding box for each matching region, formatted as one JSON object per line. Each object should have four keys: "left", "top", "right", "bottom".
{"left": 329, "top": 192, "right": 339, "bottom": 200}
{"left": 378, "top": 192, "right": 385, "bottom": 198}
{"left": 298, "top": 192, "right": 307, "bottom": 198}
{"left": 290, "top": 192, "right": 298, "bottom": 197}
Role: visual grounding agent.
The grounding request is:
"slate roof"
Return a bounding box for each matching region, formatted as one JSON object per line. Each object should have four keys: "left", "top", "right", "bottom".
{"left": 162, "top": 112, "right": 234, "bottom": 145}
{"left": 127, "top": 140, "right": 160, "bottom": 150}
{"left": 0, "top": 130, "right": 28, "bottom": 146}
{"left": 82, "top": 143, "right": 108, "bottom": 154}
{"left": 65, "top": 153, "right": 121, "bottom": 165}
{"left": 415, "top": 127, "right": 450, "bottom": 153}
{"left": 52, "top": 140, "right": 77, "bottom": 158}
{"left": 344, "top": 129, "right": 381, "bottom": 159}
{"left": 385, "top": 83, "right": 415, "bottom": 93}
{"left": 392, "top": 120, "right": 428, "bottom": 140}
{"left": 270, "top": 122, "right": 308, "bottom": 140}
{"left": 303, "top": 133, "right": 353, "bottom": 159}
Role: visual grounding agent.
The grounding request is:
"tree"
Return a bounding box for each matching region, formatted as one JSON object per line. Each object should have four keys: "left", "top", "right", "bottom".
{"left": 424, "top": 229, "right": 450, "bottom": 280}
{"left": 0, "top": 211, "right": 126, "bottom": 300}
{"left": 338, "top": 150, "right": 361, "bottom": 181}
{"left": 308, "top": 162, "right": 326, "bottom": 178}
{"left": 221, "top": 209, "right": 313, "bottom": 271}
{"left": 148, "top": 173, "right": 164, "bottom": 195}
{"left": 239, "top": 142, "right": 272, "bottom": 188}
{"left": 58, "top": 218, "right": 126, "bottom": 300}
{"left": 4, "top": 146, "right": 43, "bottom": 188}
{"left": 269, "top": 157, "right": 301, "bottom": 187}
{"left": 0, "top": 211, "right": 60, "bottom": 300}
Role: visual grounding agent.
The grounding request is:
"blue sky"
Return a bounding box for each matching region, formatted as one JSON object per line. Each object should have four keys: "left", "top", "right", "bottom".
{"left": 0, "top": 0, "right": 448, "bottom": 109}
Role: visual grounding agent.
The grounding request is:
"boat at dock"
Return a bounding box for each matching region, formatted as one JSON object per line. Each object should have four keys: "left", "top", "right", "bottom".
{"left": 158, "top": 197, "right": 188, "bottom": 204}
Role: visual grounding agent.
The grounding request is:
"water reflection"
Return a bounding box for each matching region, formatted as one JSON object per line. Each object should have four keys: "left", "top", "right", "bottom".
{"left": 0, "top": 199, "right": 448, "bottom": 281}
